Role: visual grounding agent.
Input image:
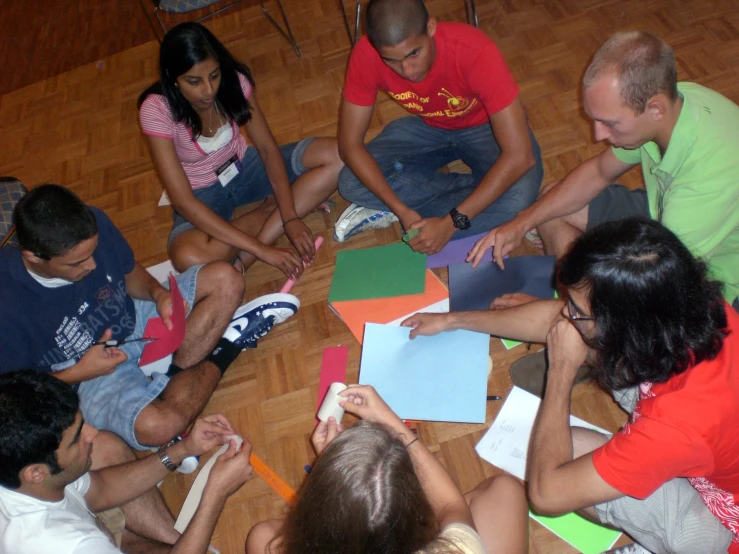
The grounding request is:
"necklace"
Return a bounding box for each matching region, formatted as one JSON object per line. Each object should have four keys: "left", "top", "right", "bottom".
{"left": 206, "top": 102, "right": 223, "bottom": 134}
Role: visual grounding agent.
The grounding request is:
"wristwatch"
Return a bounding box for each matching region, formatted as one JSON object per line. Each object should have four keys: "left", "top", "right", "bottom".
{"left": 157, "top": 439, "right": 180, "bottom": 471}
{"left": 449, "top": 208, "right": 471, "bottom": 231}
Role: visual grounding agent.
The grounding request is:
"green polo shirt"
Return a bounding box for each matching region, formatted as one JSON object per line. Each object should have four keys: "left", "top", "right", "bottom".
{"left": 612, "top": 82, "right": 739, "bottom": 304}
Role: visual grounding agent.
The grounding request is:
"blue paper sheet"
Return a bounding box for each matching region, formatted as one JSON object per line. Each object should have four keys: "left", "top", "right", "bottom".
{"left": 448, "top": 256, "right": 556, "bottom": 312}
{"left": 359, "top": 323, "right": 489, "bottom": 423}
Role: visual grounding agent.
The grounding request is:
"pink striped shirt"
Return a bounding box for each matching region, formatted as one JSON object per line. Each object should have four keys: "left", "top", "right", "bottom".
{"left": 139, "top": 73, "right": 252, "bottom": 190}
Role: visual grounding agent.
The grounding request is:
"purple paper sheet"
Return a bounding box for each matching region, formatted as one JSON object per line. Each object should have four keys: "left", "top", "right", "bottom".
{"left": 427, "top": 232, "right": 490, "bottom": 269}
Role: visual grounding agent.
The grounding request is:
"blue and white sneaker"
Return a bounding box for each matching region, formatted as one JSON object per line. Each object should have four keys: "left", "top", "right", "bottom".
{"left": 223, "top": 293, "right": 300, "bottom": 350}
{"left": 333, "top": 203, "right": 399, "bottom": 242}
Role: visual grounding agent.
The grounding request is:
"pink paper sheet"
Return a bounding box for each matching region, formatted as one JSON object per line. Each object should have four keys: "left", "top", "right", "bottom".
{"left": 316, "top": 346, "right": 349, "bottom": 418}
{"left": 139, "top": 274, "right": 187, "bottom": 366}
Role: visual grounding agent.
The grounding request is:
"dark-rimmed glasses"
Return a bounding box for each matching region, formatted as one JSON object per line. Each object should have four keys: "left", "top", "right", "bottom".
{"left": 563, "top": 296, "right": 594, "bottom": 334}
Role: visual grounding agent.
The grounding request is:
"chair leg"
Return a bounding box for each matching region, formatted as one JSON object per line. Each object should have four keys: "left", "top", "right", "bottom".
{"left": 353, "top": 0, "right": 361, "bottom": 43}
{"left": 260, "top": 0, "right": 301, "bottom": 57}
{"left": 339, "top": 0, "right": 361, "bottom": 45}
{"left": 466, "top": 0, "right": 479, "bottom": 27}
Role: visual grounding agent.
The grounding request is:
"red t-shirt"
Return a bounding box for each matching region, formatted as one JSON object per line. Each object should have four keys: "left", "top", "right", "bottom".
{"left": 592, "top": 303, "right": 739, "bottom": 551}
{"left": 342, "top": 22, "right": 519, "bottom": 130}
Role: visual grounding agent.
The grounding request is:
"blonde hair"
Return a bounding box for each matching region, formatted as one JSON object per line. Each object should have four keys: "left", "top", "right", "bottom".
{"left": 583, "top": 31, "right": 678, "bottom": 113}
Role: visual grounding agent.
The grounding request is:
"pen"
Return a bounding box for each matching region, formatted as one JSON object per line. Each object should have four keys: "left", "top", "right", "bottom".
{"left": 487, "top": 395, "right": 502, "bottom": 401}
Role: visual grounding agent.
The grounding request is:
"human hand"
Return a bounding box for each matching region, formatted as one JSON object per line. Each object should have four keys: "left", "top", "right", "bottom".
{"left": 153, "top": 287, "right": 189, "bottom": 331}
{"left": 310, "top": 417, "right": 344, "bottom": 456}
{"left": 466, "top": 218, "right": 528, "bottom": 269}
{"left": 401, "top": 313, "right": 451, "bottom": 339}
{"left": 256, "top": 245, "right": 303, "bottom": 280}
{"left": 489, "top": 292, "right": 538, "bottom": 310}
{"left": 179, "top": 414, "right": 236, "bottom": 458}
{"left": 546, "top": 318, "right": 589, "bottom": 385}
{"left": 408, "top": 216, "right": 456, "bottom": 255}
{"left": 339, "top": 385, "right": 404, "bottom": 432}
{"left": 284, "top": 218, "right": 315, "bottom": 264}
{"left": 204, "top": 438, "right": 254, "bottom": 500}
{"left": 75, "top": 329, "right": 128, "bottom": 380}
{"left": 399, "top": 209, "right": 422, "bottom": 232}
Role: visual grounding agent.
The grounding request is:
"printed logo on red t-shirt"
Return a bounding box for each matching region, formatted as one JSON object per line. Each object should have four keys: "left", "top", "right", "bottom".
{"left": 389, "top": 87, "right": 479, "bottom": 120}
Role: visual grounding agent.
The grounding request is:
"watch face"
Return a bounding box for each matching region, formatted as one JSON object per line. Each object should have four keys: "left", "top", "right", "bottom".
{"left": 452, "top": 210, "right": 471, "bottom": 230}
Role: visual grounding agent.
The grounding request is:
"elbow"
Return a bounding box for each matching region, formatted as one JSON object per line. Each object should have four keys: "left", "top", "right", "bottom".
{"left": 527, "top": 479, "right": 563, "bottom": 517}
{"left": 517, "top": 149, "right": 537, "bottom": 176}
{"left": 337, "top": 140, "right": 352, "bottom": 165}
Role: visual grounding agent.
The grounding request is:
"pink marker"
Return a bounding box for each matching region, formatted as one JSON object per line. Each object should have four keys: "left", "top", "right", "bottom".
{"left": 280, "top": 236, "right": 324, "bottom": 293}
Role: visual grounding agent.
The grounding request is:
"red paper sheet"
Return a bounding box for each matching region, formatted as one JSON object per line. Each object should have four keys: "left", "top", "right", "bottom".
{"left": 139, "top": 274, "right": 187, "bottom": 366}
{"left": 316, "top": 346, "right": 349, "bottom": 417}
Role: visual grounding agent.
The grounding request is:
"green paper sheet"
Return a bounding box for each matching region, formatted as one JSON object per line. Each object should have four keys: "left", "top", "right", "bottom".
{"left": 328, "top": 243, "right": 427, "bottom": 302}
{"left": 530, "top": 511, "right": 620, "bottom": 554}
{"left": 500, "top": 291, "right": 559, "bottom": 350}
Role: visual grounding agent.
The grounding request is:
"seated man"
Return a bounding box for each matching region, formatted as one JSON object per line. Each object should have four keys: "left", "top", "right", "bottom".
{"left": 405, "top": 218, "right": 739, "bottom": 553}
{"left": 470, "top": 30, "right": 739, "bottom": 308}
{"left": 334, "top": 0, "right": 542, "bottom": 254}
{"left": 0, "top": 184, "right": 299, "bottom": 451}
{"left": 0, "top": 370, "right": 253, "bottom": 553}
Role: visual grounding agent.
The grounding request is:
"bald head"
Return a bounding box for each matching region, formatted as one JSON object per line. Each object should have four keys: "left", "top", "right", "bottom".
{"left": 366, "top": 0, "right": 430, "bottom": 48}
{"left": 583, "top": 31, "right": 678, "bottom": 114}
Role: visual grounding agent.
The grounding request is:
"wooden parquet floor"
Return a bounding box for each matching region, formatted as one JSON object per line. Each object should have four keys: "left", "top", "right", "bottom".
{"left": 2, "top": 0, "right": 739, "bottom": 552}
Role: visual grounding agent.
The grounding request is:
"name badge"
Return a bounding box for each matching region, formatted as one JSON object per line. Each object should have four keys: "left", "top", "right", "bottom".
{"left": 216, "top": 155, "right": 242, "bottom": 186}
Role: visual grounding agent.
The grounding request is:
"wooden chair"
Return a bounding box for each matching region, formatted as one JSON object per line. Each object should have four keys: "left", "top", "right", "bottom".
{"left": 140, "top": 0, "right": 301, "bottom": 56}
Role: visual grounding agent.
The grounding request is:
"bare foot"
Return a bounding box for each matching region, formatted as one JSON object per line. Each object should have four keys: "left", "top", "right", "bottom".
{"left": 489, "top": 292, "right": 538, "bottom": 310}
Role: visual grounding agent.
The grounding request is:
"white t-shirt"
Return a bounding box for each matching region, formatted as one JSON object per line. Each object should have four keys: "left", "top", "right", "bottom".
{"left": 0, "top": 474, "right": 120, "bottom": 554}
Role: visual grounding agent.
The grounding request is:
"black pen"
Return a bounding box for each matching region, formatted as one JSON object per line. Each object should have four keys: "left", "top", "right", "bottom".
{"left": 487, "top": 395, "right": 502, "bottom": 401}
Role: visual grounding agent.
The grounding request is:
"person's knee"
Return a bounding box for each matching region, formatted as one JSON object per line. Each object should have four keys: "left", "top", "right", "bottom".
{"left": 198, "top": 260, "right": 244, "bottom": 308}
{"left": 662, "top": 505, "right": 734, "bottom": 554}
{"left": 134, "top": 404, "right": 190, "bottom": 447}
{"left": 90, "top": 430, "right": 136, "bottom": 470}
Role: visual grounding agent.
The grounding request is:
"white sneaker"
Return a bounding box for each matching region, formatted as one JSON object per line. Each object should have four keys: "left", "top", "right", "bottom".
{"left": 333, "top": 203, "right": 399, "bottom": 242}
{"left": 605, "top": 544, "right": 652, "bottom": 554}
{"left": 223, "top": 293, "right": 300, "bottom": 350}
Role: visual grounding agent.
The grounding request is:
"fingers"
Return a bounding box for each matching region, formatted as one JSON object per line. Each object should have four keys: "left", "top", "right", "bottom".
{"left": 492, "top": 239, "right": 506, "bottom": 270}
{"left": 400, "top": 315, "right": 420, "bottom": 328}
{"left": 197, "top": 420, "right": 233, "bottom": 440}
{"left": 470, "top": 235, "right": 494, "bottom": 268}
{"left": 99, "top": 328, "right": 113, "bottom": 341}
{"left": 325, "top": 417, "right": 339, "bottom": 443}
{"left": 201, "top": 413, "right": 235, "bottom": 433}
{"left": 219, "top": 439, "right": 239, "bottom": 461}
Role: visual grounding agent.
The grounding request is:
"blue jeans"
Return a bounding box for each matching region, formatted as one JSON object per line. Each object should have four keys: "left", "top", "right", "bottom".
{"left": 338, "top": 117, "right": 543, "bottom": 238}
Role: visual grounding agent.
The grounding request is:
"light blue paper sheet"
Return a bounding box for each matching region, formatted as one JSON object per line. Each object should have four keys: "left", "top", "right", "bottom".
{"left": 359, "top": 323, "right": 489, "bottom": 423}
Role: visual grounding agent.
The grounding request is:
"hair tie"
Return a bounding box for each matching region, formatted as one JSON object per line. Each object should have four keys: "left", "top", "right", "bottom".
{"left": 406, "top": 437, "right": 420, "bottom": 448}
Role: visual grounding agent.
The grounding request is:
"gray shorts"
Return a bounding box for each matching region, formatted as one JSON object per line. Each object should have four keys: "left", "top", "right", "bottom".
{"left": 586, "top": 184, "right": 649, "bottom": 231}
{"left": 593, "top": 387, "right": 734, "bottom": 553}
{"left": 77, "top": 264, "right": 202, "bottom": 450}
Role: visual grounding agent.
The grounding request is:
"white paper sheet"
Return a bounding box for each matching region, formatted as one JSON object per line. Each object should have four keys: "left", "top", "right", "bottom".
{"left": 475, "top": 386, "right": 611, "bottom": 480}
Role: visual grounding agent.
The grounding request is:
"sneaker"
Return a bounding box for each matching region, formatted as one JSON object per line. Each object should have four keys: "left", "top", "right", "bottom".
{"left": 223, "top": 293, "right": 299, "bottom": 350}
{"left": 333, "top": 203, "right": 399, "bottom": 242}
{"left": 510, "top": 350, "right": 590, "bottom": 398}
{"left": 605, "top": 544, "right": 652, "bottom": 554}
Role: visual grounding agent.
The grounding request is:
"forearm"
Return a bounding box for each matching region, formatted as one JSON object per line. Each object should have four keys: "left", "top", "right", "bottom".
{"left": 446, "top": 299, "right": 563, "bottom": 343}
{"left": 173, "top": 196, "right": 266, "bottom": 255}
{"left": 169, "top": 491, "right": 225, "bottom": 554}
{"left": 517, "top": 157, "right": 613, "bottom": 231}
{"left": 258, "top": 144, "right": 298, "bottom": 222}
{"left": 125, "top": 263, "right": 169, "bottom": 302}
{"left": 384, "top": 419, "right": 471, "bottom": 525}
{"left": 53, "top": 361, "right": 96, "bottom": 385}
{"left": 87, "top": 442, "right": 192, "bottom": 512}
{"left": 456, "top": 152, "right": 535, "bottom": 219}
{"left": 527, "top": 372, "right": 575, "bottom": 508}
{"left": 340, "top": 142, "right": 412, "bottom": 219}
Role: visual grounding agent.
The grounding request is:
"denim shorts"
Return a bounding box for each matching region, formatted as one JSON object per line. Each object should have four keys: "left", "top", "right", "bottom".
{"left": 77, "top": 264, "right": 202, "bottom": 450}
{"left": 168, "top": 137, "right": 316, "bottom": 248}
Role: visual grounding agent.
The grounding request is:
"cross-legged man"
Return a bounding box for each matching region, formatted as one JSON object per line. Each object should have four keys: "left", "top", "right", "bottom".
{"left": 334, "top": 0, "right": 543, "bottom": 254}
{"left": 0, "top": 184, "right": 299, "bottom": 451}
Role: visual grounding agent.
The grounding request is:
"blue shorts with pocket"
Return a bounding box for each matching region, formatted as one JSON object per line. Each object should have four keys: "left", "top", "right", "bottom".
{"left": 168, "top": 137, "right": 316, "bottom": 248}
{"left": 77, "top": 264, "right": 202, "bottom": 450}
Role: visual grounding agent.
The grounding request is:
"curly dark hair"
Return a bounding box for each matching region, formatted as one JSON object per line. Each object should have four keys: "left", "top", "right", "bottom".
{"left": 558, "top": 217, "right": 728, "bottom": 391}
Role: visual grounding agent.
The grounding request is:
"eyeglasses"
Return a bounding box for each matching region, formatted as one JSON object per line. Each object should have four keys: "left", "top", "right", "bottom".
{"left": 563, "top": 297, "right": 594, "bottom": 324}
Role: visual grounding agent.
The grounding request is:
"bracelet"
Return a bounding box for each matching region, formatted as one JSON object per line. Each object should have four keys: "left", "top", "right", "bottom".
{"left": 283, "top": 217, "right": 301, "bottom": 227}
{"left": 406, "top": 437, "right": 420, "bottom": 448}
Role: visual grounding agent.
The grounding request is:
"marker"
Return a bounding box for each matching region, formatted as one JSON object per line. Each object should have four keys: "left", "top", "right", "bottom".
{"left": 487, "top": 395, "right": 502, "bottom": 401}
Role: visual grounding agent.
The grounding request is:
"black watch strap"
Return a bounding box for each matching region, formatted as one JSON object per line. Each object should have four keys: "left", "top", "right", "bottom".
{"left": 449, "top": 208, "right": 471, "bottom": 230}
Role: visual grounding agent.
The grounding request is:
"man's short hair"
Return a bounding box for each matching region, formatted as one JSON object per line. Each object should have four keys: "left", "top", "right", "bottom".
{"left": 366, "top": 0, "right": 430, "bottom": 48}
{"left": 583, "top": 31, "right": 678, "bottom": 114}
{"left": 0, "top": 371, "right": 80, "bottom": 489}
{"left": 13, "top": 184, "right": 97, "bottom": 260}
{"left": 558, "top": 217, "right": 727, "bottom": 391}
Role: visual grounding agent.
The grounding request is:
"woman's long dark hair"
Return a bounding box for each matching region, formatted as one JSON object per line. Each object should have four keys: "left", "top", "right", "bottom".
{"left": 558, "top": 217, "right": 728, "bottom": 391}
{"left": 272, "top": 421, "right": 443, "bottom": 554}
{"left": 137, "top": 22, "right": 254, "bottom": 137}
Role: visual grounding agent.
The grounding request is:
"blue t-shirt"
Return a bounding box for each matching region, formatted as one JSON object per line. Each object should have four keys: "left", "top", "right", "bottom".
{"left": 0, "top": 208, "right": 136, "bottom": 373}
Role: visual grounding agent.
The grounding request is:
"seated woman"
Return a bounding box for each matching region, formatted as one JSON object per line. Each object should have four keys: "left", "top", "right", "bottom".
{"left": 138, "top": 22, "right": 342, "bottom": 276}
{"left": 246, "top": 385, "right": 528, "bottom": 554}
